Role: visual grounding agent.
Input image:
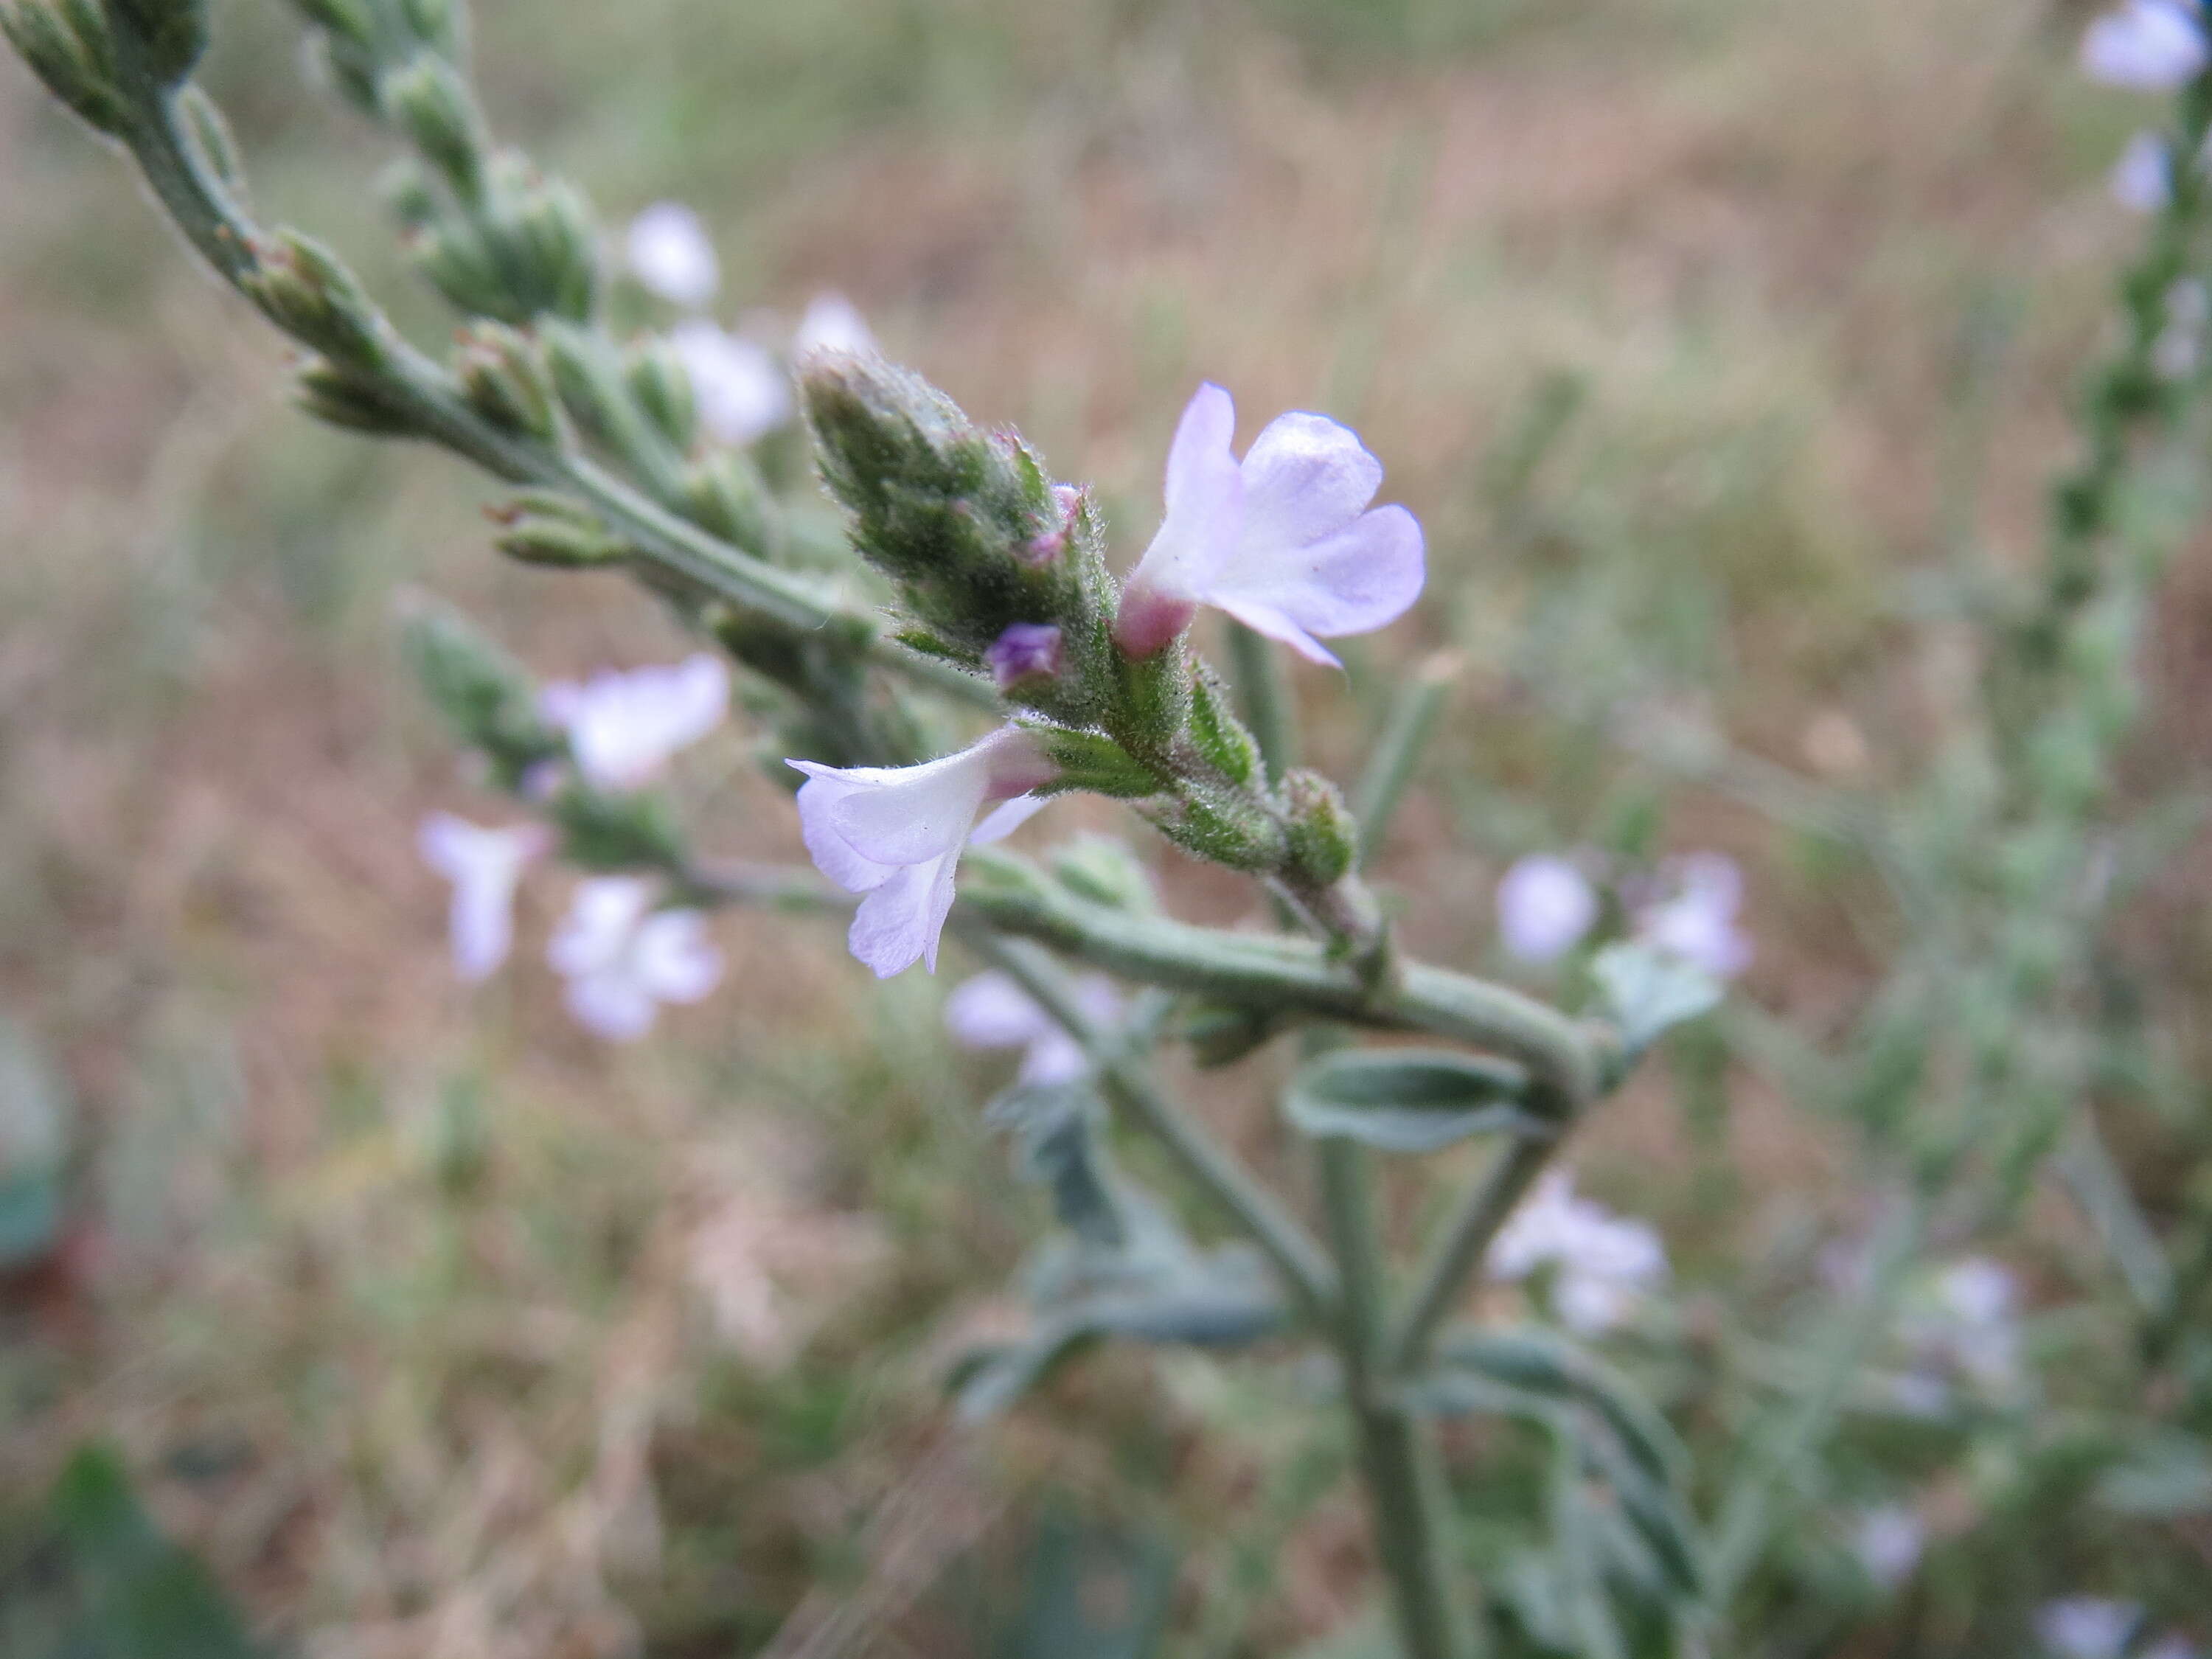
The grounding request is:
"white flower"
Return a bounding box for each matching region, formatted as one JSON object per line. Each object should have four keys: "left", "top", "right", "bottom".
{"left": 1113, "top": 383, "right": 1426, "bottom": 667}
{"left": 2038, "top": 1599, "right": 2145, "bottom": 1659}
{"left": 1635, "top": 852, "right": 1753, "bottom": 978}
{"left": 945, "top": 970, "right": 1123, "bottom": 1085}
{"left": 2112, "top": 131, "right": 2175, "bottom": 211}
{"left": 1496, "top": 854, "right": 1599, "bottom": 963}
{"left": 790, "top": 725, "right": 1057, "bottom": 978}
{"left": 539, "top": 653, "right": 729, "bottom": 792}
{"left": 1489, "top": 1171, "right": 1668, "bottom": 1335}
{"left": 1850, "top": 1504, "right": 1925, "bottom": 1590}
{"left": 1901, "top": 1255, "right": 2021, "bottom": 1394}
{"left": 417, "top": 813, "right": 549, "bottom": 981}
{"left": 2081, "top": 0, "right": 2206, "bottom": 91}
{"left": 791, "top": 290, "right": 877, "bottom": 358}
{"left": 626, "top": 202, "right": 721, "bottom": 310}
{"left": 668, "top": 320, "right": 793, "bottom": 446}
{"left": 2154, "top": 276, "right": 2208, "bottom": 378}
{"left": 549, "top": 876, "right": 723, "bottom": 1040}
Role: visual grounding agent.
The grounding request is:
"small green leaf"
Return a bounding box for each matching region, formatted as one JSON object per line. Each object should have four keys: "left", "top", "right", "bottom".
{"left": 1591, "top": 942, "right": 1722, "bottom": 1056}
{"left": 1282, "top": 1048, "right": 1542, "bottom": 1154}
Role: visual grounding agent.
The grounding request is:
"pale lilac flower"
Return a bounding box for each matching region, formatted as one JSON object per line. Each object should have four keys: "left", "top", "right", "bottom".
{"left": 2038, "top": 1599, "right": 2145, "bottom": 1659}
{"left": 1113, "top": 383, "right": 1426, "bottom": 667}
{"left": 790, "top": 725, "right": 1057, "bottom": 978}
{"left": 984, "top": 623, "right": 1064, "bottom": 690}
{"left": 945, "top": 970, "right": 1124, "bottom": 1085}
{"left": 791, "top": 291, "right": 877, "bottom": 358}
{"left": 1901, "top": 1256, "right": 2021, "bottom": 1395}
{"left": 549, "top": 876, "right": 723, "bottom": 1040}
{"left": 669, "top": 320, "right": 793, "bottom": 446}
{"left": 540, "top": 653, "right": 729, "bottom": 792}
{"left": 2145, "top": 1638, "right": 2200, "bottom": 1659}
{"left": 1496, "top": 854, "right": 1599, "bottom": 964}
{"left": 2081, "top": 0, "right": 2206, "bottom": 91}
{"left": 417, "top": 813, "right": 549, "bottom": 981}
{"left": 1635, "top": 852, "right": 1753, "bottom": 978}
{"left": 1850, "top": 1505, "right": 1926, "bottom": 1590}
{"left": 1489, "top": 1171, "right": 1668, "bottom": 1335}
{"left": 626, "top": 202, "right": 721, "bottom": 310}
{"left": 2112, "top": 131, "right": 2174, "bottom": 212}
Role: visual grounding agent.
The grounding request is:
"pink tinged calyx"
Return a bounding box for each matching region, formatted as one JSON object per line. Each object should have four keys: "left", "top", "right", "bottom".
{"left": 1113, "top": 382, "right": 1427, "bottom": 667}
{"left": 985, "top": 623, "right": 1065, "bottom": 689}
{"left": 789, "top": 725, "right": 1057, "bottom": 978}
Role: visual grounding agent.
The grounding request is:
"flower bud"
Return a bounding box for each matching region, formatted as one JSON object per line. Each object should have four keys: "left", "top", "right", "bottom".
{"left": 105, "top": 0, "right": 207, "bottom": 86}
{"left": 489, "top": 495, "right": 626, "bottom": 568}
{"left": 243, "top": 231, "right": 391, "bottom": 368}
{"left": 542, "top": 323, "right": 636, "bottom": 453}
{"left": 1032, "top": 727, "right": 1160, "bottom": 799}
{"left": 507, "top": 173, "right": 599, "bottom": 321}
{"left": 1282, "top": 769, "right": 1360, "bottom": 888}
{"left": 1, "top": 0, "right": 125, "bottom": 134}
{"left": 1187, "top": 663, "right": 1260, "bottom": 788}
{"left": 681, "top": 453, "right": 776, "bottom": 557}
{"left": 295, "top": 358, "right": 422, "bottom": 439}
{"left": 290, "top": 0, "right": 373, "bottom": 44}
{"left": 456, "top": 320, "right": 557, "bottom": 439}
{"left": 399, "top": 0, "right": 460, "bottom": 52}
{"left": 627, "top": 339, "right": 697, "bottom": 451}
{"left": 177, "top": 83, "right": 248, "bottom": 204}
{"left": 379, "top": 52, "right": 485, "bottom": 201}
{"left": 1141, "top": 791, "right": 1287, "bottom": 873}
{"left": 379, "top": 159, "right": 439, "bottom": 233}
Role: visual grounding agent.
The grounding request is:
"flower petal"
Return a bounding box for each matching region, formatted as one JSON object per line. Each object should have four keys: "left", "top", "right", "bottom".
{"left": 626, "top": 202, "right": 720, "bottom": 309}
{"left": 847, "top": 852, "right": 960, "bottom": 978}
{"left": 550, "top": 876, "right": 654, "bottom": 976}
{"left": 1209, "top": 502, "right": 1426, "bottom": 662}
{"left": 822, "top": 748, "right": 994, "bottom": 869}
{"left": 566, "top": 970, "right": 660, "bottom": 1041}
{"left": 1128, "top": 383, "right": 1245, "bottom": 605}
{"left": 634, "top": 911, "right": 724, "bottom": 1004}
{"left": 945, "top": 971, "right": 1054, "bottom": 1050}
{"left": 791, "top": 771, "right": 900, "bottom": 894}
{"left": 1237, "top": 410, "right": 1382, "bottom": 553}
{"left": 969, "top": 793, "right": 1047, "bottom": 846}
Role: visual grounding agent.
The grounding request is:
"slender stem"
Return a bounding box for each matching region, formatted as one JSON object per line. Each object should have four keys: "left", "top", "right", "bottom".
{"left": 1385, "top": 1136, "right": 1557, "bottom": 1374}
{"left": 1318, "top": 1139, "right": 1474, "bottom": 1659}
{"left": 961, "top": 863, "right": 1610, "bottom": 1109}
{"left": 960, "top": 923, "right": 1338, "bottom": 1318}
{"left": 1352, "top": 653, "right": 1456, "bottom": 869}
{"left": 1226, "top": 620, "right": 1300, "bottom": 787}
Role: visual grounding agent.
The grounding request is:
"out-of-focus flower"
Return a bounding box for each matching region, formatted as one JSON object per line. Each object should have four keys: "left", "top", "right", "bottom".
{"left": 2081, "top": 0, "right": 2207, "bottom": 91}
{"left": 1635, "top": 852, "right": 1753, "bottom": 978}
{"left": 791, "top": 291, "right": 877, "bottom": 358}
{"left": 668, "top": 320, "right": 793, "bottom": 446}
{"left": 2154, "top": 277, "right": 2209, "bottom": 378}
{"left": 417, "top": 813, "right": 549, "bottom": 981}
{"left": 1113, "top": 383, "right": 1426, "bottom": 667}
{"left": 625, "top": 202, "right": 721, "bottom": 309}
{"left": 1489, "top": 1171, "right": 1668, "bottom": 1334}
{"left": 791, "top": 726, "right": 1056, "bottom": 978}
{"left": 1850, "top": 1505, "right": 1926, "bottom": 1590}
{"left": 540, "top": 654, "right": 729, "bottom": 792}
{"left": 2112, "top": 130, "right": 2174, "bottom": 211}
{"left": 1899, "top": 1255, "right": 2021, "bottom": 1400}
{"left": 549, "top": 877, "right": 723, "bottom": 1040}
{"left": 1496, "top": 853, "right": 1599, "bottom": 964}
{"left": 2037, "top": 1599, "right": 2145, "bottom": 1659}
{"left": 944, "top": 970, "right": 1123, "bottom": 1085}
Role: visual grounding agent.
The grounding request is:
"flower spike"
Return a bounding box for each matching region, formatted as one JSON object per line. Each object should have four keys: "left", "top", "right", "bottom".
{"left": 1114, "top": 383, "right": 1426, "bottom": 668}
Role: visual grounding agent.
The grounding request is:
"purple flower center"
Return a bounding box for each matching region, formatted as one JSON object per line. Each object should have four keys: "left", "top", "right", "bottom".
{"left": 986, "top": 622, "right": 1064, "bottom": 689}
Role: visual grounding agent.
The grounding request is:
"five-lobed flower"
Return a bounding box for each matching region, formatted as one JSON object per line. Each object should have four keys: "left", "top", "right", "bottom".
{"left": 792, "top": 725, "right": 1057, "bottom": 977}
{"left": 540, "top": 653, "right": 729, "bottom": 793}
{"left": 417, "top": 812, "right": 549, "bottom": 981}
{"left": 1496, "top": 852, "right": 1600, "bottom": 964}
{"left": 1489, "top": 1170, "right": 1668, "bottom": 1335}
{"left": 1114, "top": 383, "right": 1426, "bottom": 668}
{"left": 945, "top": 970, "right": 1124, "bottom": 1085}
{"left": 549, "top": 875, "right": 724, "bottom": 1040}
{"left": 625, "top": 201, "right": 722, "bottom": 310}
{"left": 2081, "top": 0, "right": 2208, "bottom": 91}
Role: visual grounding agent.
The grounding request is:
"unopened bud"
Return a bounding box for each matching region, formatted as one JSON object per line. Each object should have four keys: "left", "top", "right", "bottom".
{"left": 177, "top": 84, "right": 248, "bottom": 204}
{"left": 1187, "top": 664, "right": 1260, "bottom": 787}
{"left": 379, "top": 160, "right": 439, "bottom": 232}
{"left": 1283, "top": 769, "right": 1360, "bottom": 887}
{"left": 289, "top": 0, "right": 374, "bottom": 45}
{"left": 490, "top": 496, "right": 627, "bottom": 568}
{"left": 380, "top": 52, "right": 484, "bottom": 201}
{"left": 105, "top": 0, "right": 207, "bottom": 85}
{"left": 296, "top": 358, "right": 422, "bottom": 439}
{"left": 1, "top": 0, "right": 125, "bottom": 133}
{"left": 456, "top": 321, "right": 557, "bottom": 439}
{"left": 985, "top": 623, "right": 1063, "bottom": 690}
{"left": 681, "top": 453, "right": 776, "bottom": 556}
{"left": 508, "top": 173, "right": 599, "bottom": 322}
{"left": 1141, "top": 792, "right": 1286, "bottom": 873}
{"left": 243, "top": 231, "right": 391, "bottom": 367}
{"left": 398, "top": 0, "right": 459, "bottom": 53}
{"left": 627, "top": 340, "right": 697, "bottom": 451}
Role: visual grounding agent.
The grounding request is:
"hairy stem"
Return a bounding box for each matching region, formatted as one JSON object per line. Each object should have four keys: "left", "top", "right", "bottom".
{"left": 1318, "top": 1139, "right": 1475, "bottom": 1659}
{"left": 1386, "top": 1135, "right": 1558, "bottom": 1374}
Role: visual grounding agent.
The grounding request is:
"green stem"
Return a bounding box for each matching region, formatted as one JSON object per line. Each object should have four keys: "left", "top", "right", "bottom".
{"left": 1385, "top": 1135, "right": 1557, "bottom": 1374}
{"left": 1318, "top": 1139, "right": 1475, "bottom": 1659}
{"left": 1352, "top": 653, "right": 1455, "bottom": 869}
{"left": 1227, "top": 620, "right": 1300, "bottom": 787}
{"left": 961, "top": 924, "right": 1338, "bottom": 1318}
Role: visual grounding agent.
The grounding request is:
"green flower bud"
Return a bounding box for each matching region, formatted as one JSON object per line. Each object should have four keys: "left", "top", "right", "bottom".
{"left": 542, "top": 323, "right": 636, "bottom": 453}
{"left": 1282, "top": 769, "right": 1359, "bottom": 888}
{"left": 399, "top": 0, "right": 461, "bottom": 54}
{"left": 1187, "top": 662, "right": 1261, "bottom": 787}
{"left": 681, "top": 453, "right": 777, "bottom": 557}
{"left": 408, "top": 221, "right": 509, "bottom": 319}
{"left": 176, "top": 83, "right": 248, "bottom": 204}
{"left": 379, "top": 159, "right": 440, "bottom": 233}
{"left": 380, "top": 52, "right": 485, "bottom": 201}
{"left": 104, "top": 0, "right": 207, "bottom": 86}
{"left": 1, "top": 0, "right": 125, "bottom": 134}
{"left": 489, "top": 495, "right": 625, "bottom": 568}
{"left": 243, "top": 231, "right": 391, "bottom": 368}
{"left": 1141, "top": 790, "right": 1286, "bottom": 873}
{"left": 506, "top": 172, "right": 599, "bottom": 321}
{"left": 455, "top": 320, "right": 557, "bottom": 439}
{"left": 295, "top": 358, "right": 423, "bottom": 439}
{"left": 1032, "top": 726, "right": 1162, "bottom": 799}
{"left": 627, "top": 339, "right": 696, "bottom": 451}
{"left": 287, "top": 0, "right": 372, "bottom": 46}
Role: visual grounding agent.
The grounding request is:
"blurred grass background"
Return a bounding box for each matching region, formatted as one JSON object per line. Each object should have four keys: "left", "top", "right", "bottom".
{"left": 2, "top": 0, "right": 2205, "bottom": 1652}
